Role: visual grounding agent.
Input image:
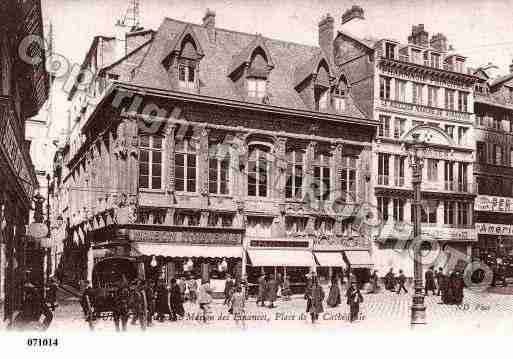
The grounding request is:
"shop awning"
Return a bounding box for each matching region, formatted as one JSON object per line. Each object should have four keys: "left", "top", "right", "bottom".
{"left": 314, "top": 252, "right": 346, "bottom": 267}
{"left": 344, "top": 250, "right": 373, "bottom": 268}
{"left": 247, "top": 250, "right": 315, "bottom": 267}
{"left": 133, "top": 243, "right": 242, "bottom": 258}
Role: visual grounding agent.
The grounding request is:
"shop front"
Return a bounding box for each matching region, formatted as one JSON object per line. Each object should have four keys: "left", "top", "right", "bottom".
{"left": 313, "top": 234, "right": 373, "bottom": 286}
{"left": 245, "top": 236, "right": 315, "bottom": 295}
{"left": 128, "top": 225, "right": 244, "bottom": 293}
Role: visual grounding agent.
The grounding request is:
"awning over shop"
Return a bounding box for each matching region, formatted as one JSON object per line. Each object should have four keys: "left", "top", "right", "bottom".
{"left": 247, "top": 249, "right": 316, "bottom": 267}
{"left": 133, "top": 243, "right": 242, "bottom": 258}
{"left": 344, "top": 250, "right": 373, "bottom": 268}
{"left": 314, "top": 252, "right": 346, "bottom": 267}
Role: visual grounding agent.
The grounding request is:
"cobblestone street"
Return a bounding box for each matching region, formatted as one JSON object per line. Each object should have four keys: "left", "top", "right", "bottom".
{"left": 4, "top": 286, "right": 507, "bottom": 334}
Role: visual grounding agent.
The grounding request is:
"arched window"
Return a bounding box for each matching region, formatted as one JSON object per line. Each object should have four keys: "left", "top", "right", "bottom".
{"left": 248, "top": 144, "right": 271, "bottom": 197}
{"left": 139, "top": 135, "right": 164, "bottom": 190}
{"left": 175, "top": 138, "right": 198, "bottom": 193}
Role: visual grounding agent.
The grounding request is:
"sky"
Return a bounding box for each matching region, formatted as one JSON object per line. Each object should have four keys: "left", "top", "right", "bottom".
{"left": 33, "top": 0, "right": 513, "bottom": 165}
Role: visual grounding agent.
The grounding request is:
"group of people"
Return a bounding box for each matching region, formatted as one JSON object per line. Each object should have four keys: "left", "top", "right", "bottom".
{"left": 255, "top": 274, "right": 290, "bottom": 308}
{"left": 382, "top": 266, "right": 464, "bottom": 305}
{"left": 81, "top": 275, "right": 219, "bottom": 331}
{"left": 306, "top": 273, "right": 364, "bottom": 323}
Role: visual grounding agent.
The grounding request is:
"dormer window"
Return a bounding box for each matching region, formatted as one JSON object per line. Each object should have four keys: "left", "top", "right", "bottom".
{"left": 385, "top": 43, "right": 396, "bottom": 59}
{"left": 178, "top": 62, "right": 196, "bottom": 89}
{"left": 332, "top": 78, "right": 348, "bottom": 113}
{"left": 315, "top": 63, "right": 330, "bottom": 111}
{"left": 247, "top": 78, "right": 266, "bottom": 99}
{"left": 316, "top": 87, "right": 329, "bottom": 111}
{"left": 455, "top": 58, "right": 464, "bottom": 73}
{"left": 431, "top": 53, "right": 440, "bottom": 68}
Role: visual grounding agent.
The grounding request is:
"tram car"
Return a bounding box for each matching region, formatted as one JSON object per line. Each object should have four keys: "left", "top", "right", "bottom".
{"left": 83, "top": 256, "right": 147, "bottom": 327}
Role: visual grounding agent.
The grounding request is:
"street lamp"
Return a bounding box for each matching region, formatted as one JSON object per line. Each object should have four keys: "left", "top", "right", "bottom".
{"left": 406, "top": 132, "right": 427, "bottom": 326}
{"left": 44, "top": 173, "right": 52, "bottom": 286}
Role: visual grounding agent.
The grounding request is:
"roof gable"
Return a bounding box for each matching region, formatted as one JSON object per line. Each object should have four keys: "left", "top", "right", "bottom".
{"left": 294, "top": 50, "right": 334, "bottom": 89}
{"left": 162, "top": 23, "right": 205, "bottom": 64}
{"left": 227, "top": 35, "right": 275, "bottom": 77}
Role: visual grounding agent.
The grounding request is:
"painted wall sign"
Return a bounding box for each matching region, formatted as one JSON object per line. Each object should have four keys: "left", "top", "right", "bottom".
{"left": 129, "top": 229, "right": 242, "bottom": 245}
{"left": 476, "top": 223, "right": 513, "bottom": 236}
{"left": 474, "top": 195, "right": 513, "bottom": 213}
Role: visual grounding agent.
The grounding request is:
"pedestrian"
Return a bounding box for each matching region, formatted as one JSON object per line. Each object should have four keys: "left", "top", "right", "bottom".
{"left": 187, "top": 275, "right": 198, "bottom": 303}
{"left": 45, "top": 277, "right": 58, "bottom": 311}
{"left": 145, "top": 280, "right": 156, "bottom": 327}
{"left": 281, "top": 275, "right": 291, "bottom": 301}
{"left": 453, "top": 271, "right": 464, "bottom": 305}
{"left": 346, "top": 281, "right": 364, "bottom": 323}
{"left": 257, "top": 273, "right": 267, "bottom": 307}
{"left": 384, "top": 268, "right": 395, "bottom": 291}
{"left": 131, "top": 280, "right": 147, "bottom": 330}
{"left": 198, "top": 279, "right": 213, "bottom": 323}
{"left": 305, "top": 274, "right": 324, "bottom": 324}
{"left": 326, "top": 274, "right": 341, "bottom": 307}
{"left": 177, "top": 275, "right": 186, "bottom": 301}
{"left": 155, "top": 279, "right": 171, "bottom": 322}
{"left": 267, "top": 274, "right": 278, "bottom": 308}
{"left": 80, "top": 280, "right": 95, "bottom": 330}
{"left": 436, "top": 267, "right": 445, "bottom": 297}
{"left": 113, "top": 277, "right": 131, "bottom": 332}
{"left": 12, "top": 282, "right": 53, "bottom": 331}
{"left": 424, "top": 266, "right": 436, "bottom": 296}
{"left": 396, "top": 269, "right": 408, "bottom": 294}
{"left": 230, "top": 286, "right": 246, "bottom": 329}
{"left": 223, "top": 274, "right": 235, "bottom": 306}
{"left": 170, "top": 278, "right": 184, "bottom": 321}
{"left": 370, "top": 270, "right": 379, "bottom": 294}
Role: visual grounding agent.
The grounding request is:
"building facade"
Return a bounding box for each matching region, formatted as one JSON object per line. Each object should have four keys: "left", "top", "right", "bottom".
{"left": 473, "top": 64, "right": 513, "bottom": 265}
{"left": 336, "top": 24, "right": 479, "bottom": 277}
{"left": 56, "top": 12, "right": 378, "bottom": 291}
{"left": 0, "top": 0, "right": 49, "bottom": 318}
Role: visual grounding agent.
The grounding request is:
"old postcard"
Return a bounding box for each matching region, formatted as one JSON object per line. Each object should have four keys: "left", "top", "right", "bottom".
{"left": 0, "top": 0, "right": 512, "bottom": 353}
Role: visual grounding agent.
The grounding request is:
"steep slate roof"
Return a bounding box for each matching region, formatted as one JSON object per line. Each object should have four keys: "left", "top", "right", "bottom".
{"left": 130, "top": 17, "right": 367, "bottom": 120}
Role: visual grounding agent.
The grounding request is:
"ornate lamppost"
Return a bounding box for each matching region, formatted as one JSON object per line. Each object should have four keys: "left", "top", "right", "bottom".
{"left": 406, "top": 133, "right": 427, "bottom": 325}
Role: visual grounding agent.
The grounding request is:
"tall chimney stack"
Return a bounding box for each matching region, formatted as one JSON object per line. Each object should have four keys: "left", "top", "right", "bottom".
{"left": 408, "top": 24, "right": 429, "bottom": 47}
{"left": 430, "top": 33, "right": 447, "bottom": 52}
{"left": 203, "top": 8, "right": 216, "bottom": 29}
{"left": 318, "top": 13, "right": 334, "bottom": 59}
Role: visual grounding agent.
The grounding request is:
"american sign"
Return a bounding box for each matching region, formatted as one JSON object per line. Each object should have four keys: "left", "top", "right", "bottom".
{"left": 476, "top": 223, "right": 513, "bottom": 236}
{"left": 474, "top": 195, "right": 513, "bottom": 213}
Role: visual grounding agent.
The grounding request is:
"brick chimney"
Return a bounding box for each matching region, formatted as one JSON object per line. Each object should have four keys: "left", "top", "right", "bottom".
{"left": 430, "top": 33, "right": 447, "bottom": 52}
{"left": 203, "top": 9, "right": 216, "bottom": 42}
{"left": 408, "top": 24, "right": 429, "bottom": 47}
{"left": 203, "top": 8, "right": 216, "bottom": 28}
{"left": 318, "top": 13, "right": 334, "bottom": 59}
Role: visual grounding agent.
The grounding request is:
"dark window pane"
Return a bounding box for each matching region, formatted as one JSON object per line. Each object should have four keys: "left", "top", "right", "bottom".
{"left": 187, "top": 179, "right": 196, "bottom": 192}
{"left": 139, "top": 175, "right": 149, "bottom": 189}
{"left": 152, "top": 177, "right": 161, "bottom": 189}
{"left": 140, "top": 150, "right": 149, "bottom": 162}
{"left": 153, "top": 137, "right": 163, "bottom": 149}
{"left": 139, "top": 162, "right": 149, "bottom": 175}
{"left": 175, "top": 179, "right": 184, "bottom": 192}
{"left": 175, "top": 166, "right": 184, "bottom": 180}
{"left": 179, "top": 65, "right": 186, "bottom": 81}
{"left": 248, "top": 184, "right": 256, "bottom": 196}
{"left": 152, "top": 151, "right": 162, "bottom": 163}
{"left": 259, "top": 184, "right": 267, "bottom": 197}
{"left": 188, "top": 66, "right": 195, "bottom": 81}
{"left": 152, "top": 164, "right": 161, "bottom": 177}
{"left": 175, "top": 153, "right": 184, "bottom": 166}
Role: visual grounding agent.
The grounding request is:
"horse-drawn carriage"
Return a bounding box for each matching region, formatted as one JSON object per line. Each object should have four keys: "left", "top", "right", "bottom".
{"left": 83, "top": 256, "right": 148, "bottom": 330}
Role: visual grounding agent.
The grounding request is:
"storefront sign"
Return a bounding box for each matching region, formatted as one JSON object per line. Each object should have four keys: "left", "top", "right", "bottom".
{"left": 379, "top": 222, "right": 477, "bottom": 241}
{"left": 129, "top": 229, "right": 242, "bottom": 245}
{"left": 313, "top": 235, "right": 371, "bottom": 250}
{"left": 475, "top": 195, "right": 513, "bottom": 213}
{"left": 476, "top": 223, "right": 513, "bottom": 236}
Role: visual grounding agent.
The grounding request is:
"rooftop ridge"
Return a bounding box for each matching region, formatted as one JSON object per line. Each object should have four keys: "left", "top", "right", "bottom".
{"left": 162, "top": 16, "right": 320, "bottom": 50}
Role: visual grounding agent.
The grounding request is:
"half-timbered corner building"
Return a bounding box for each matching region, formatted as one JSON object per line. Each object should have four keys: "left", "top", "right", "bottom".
{"left": 59, "top": 11, "right": 379, "bottom": 291}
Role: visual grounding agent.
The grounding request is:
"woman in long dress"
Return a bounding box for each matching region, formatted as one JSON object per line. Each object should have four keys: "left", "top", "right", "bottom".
{"left": 326, "top": 275, "right": 341, "bottom": 307}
